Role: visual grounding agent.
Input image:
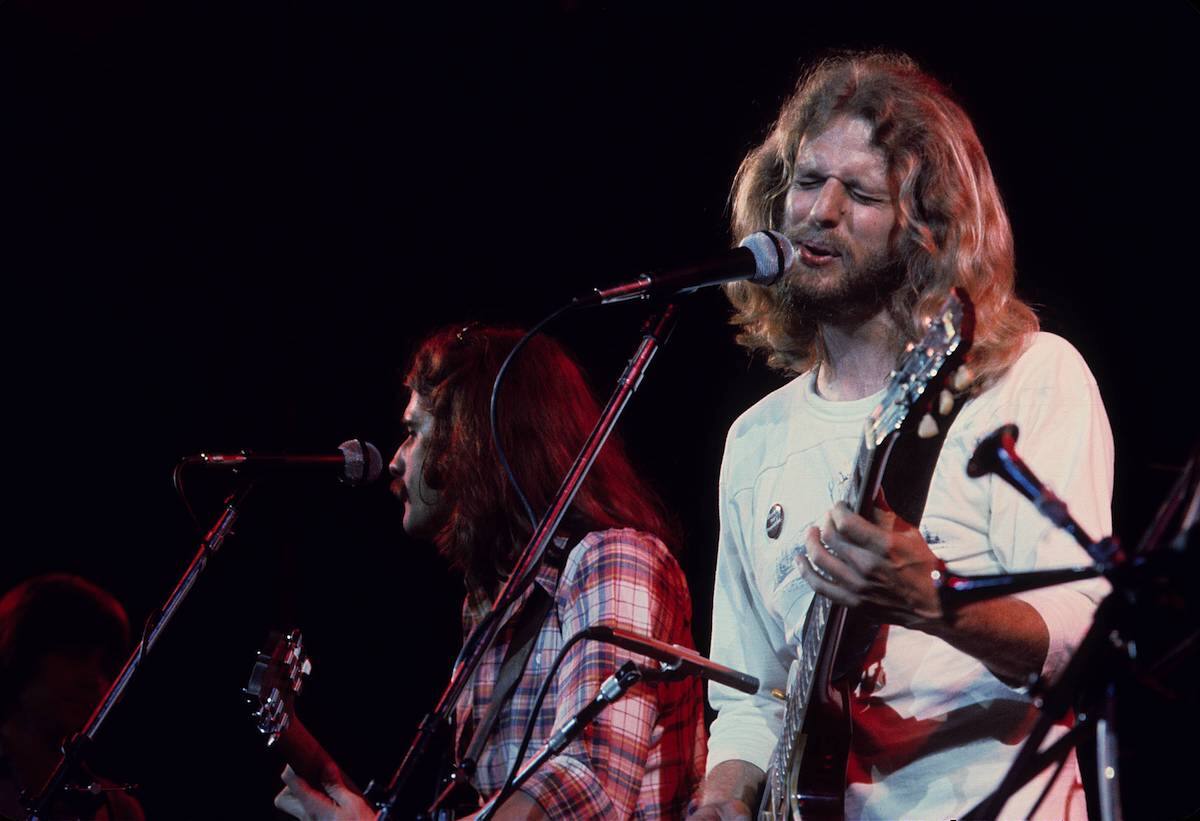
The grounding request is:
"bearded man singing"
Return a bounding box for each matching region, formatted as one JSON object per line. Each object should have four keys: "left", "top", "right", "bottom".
{"left": 693, "top": 53, "right": 1112, "bottom": 821}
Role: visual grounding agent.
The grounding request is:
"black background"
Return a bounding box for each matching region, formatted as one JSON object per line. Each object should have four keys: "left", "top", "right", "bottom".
{"left": 2, "top": 1, "right": 1197, "bottom": 818}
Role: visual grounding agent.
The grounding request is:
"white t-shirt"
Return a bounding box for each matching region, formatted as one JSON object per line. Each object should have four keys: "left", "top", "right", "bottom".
{"left": 708, "top": 332, "right": 1113, "bottom": 820}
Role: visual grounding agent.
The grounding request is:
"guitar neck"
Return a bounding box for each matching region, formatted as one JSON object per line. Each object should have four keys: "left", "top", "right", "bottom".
{"left": 847, "top": 427, "right": 893, "bottom": 516}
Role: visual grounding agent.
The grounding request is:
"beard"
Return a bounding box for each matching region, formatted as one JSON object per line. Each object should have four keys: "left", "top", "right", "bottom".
{"left": 778, "top": 233, "right": 906, "bottom": 326}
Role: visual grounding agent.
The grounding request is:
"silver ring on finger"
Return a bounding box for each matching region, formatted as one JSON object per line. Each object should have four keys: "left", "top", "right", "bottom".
{"left": 807, "top": 548, "right": 834, "bottom": 582}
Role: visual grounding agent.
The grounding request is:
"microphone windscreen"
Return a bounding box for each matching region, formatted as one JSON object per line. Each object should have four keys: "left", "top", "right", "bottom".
{"left": 339, "top": 439, "right": 384, "bottom": 486}
{"left": 966, "top": 424, "right": 1020, "bottom": 479}
{"left": 739, "top": 230, "right": 795, "bottom": 285}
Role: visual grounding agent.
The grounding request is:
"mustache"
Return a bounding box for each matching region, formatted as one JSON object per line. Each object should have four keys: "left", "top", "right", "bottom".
{"left": 788, "top": 229, "right": 849, "bottom": 258}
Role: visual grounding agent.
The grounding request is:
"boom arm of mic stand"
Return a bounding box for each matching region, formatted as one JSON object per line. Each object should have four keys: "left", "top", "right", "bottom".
{"left": 934, "top": 563, "right": 1106, "bottom": 608}
{"left": 23, "top": 480, "right": 255, "bottom": 820}
{"left": 375, "top": 304, "right": 681, "bottom": 817}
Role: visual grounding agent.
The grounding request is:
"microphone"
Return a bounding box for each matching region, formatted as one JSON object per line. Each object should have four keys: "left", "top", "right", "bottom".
{"left": 967, "top": 424, "right": 1074, "bottom": 526}
{"left": 576, "top": 230, "right": 794, "bottom": 306}
{"left": 967, "top": 425, "right": 1103, "bottom": 554}
{"left": 584, "top": 625, "right": 759, "bottom": 694}
{"left": 182, "top": 439, "right": 384, "bottom": 487}
{"left": 966, "top": 424, "right": 1023, "bottom": 482}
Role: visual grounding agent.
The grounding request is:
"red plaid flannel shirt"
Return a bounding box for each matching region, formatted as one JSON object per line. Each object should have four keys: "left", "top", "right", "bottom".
{"left": 454, "top": 528, "right": 706, "bottom": 818}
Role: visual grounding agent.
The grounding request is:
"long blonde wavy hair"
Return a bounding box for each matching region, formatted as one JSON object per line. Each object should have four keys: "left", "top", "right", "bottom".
{"left": 726, "top": 52, "right": 1037, "bottom": 389}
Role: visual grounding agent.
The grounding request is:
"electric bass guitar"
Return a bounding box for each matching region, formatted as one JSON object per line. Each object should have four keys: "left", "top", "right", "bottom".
{"left": 758, "top": 288, "right": 975, "bottom": 820}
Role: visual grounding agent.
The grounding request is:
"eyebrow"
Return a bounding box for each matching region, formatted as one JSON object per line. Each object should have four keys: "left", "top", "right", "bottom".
{"left": 845, "top": 176, "right": 886, "bottom": 193}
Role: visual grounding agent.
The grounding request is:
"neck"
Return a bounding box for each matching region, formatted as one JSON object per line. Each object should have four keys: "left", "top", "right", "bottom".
{"left": 815, "top": 309, "right": 902, "bottom": 401}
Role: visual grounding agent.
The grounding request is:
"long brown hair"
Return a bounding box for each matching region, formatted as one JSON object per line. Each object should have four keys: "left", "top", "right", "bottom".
{"left": 727, "top": 51, "right": 1037, "bottom": 389}
{"left": 405, "top": 325, "right": 679, "bottom": 593}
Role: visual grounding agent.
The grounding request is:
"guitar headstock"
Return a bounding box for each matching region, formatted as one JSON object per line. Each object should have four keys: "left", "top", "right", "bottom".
{"left": 870, "top": 287, "right": 976, "bottom": 446}
{"left": 244, "top": 629, "right": 312, "bottom": 747}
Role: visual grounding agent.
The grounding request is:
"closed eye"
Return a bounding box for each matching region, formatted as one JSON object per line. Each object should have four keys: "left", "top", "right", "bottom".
{"left": 849, "top": 190, "right": 885, "bottom": 204}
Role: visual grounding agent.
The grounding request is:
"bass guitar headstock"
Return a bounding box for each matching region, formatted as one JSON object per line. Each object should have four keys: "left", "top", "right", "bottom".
{"left": 244, "top": 628, "right": 312, "bottom": 747}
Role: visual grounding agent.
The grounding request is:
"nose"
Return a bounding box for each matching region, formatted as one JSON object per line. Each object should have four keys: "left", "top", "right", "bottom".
{"left": 388, "top": 447, "right": 404, "bottom": 478}
{"left": 808, "top": 179, "right": 846, "bottom": 227}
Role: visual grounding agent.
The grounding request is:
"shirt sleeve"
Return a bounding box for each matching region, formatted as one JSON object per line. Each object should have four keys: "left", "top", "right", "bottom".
{"left": 980, "top": 335, "right": 1114, "bottom": 684}
{"left": 705, "top": 425, "right": 792, "bottom": 776}
{"left": 515, "top": 529, "right": 696, "bottom": 818}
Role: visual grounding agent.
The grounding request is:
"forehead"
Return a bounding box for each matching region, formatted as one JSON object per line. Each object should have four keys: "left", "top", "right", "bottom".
{"left": 794, "top": 115, "right": 888, "bottom": 183}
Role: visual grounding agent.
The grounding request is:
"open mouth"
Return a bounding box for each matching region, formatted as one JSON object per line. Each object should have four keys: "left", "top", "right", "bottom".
{"left": 799, "top": 241, "right": 840, "bottom": 265}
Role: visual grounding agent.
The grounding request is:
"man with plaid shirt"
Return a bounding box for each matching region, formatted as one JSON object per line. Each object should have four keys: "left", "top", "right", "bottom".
{"left": 275, "top": 324, "right": 706, "bottom": 820}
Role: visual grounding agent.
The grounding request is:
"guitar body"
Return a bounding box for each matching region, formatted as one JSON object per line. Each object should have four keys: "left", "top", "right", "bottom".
{"left": 758, "top": 290, "right": 975, "bottom": 820}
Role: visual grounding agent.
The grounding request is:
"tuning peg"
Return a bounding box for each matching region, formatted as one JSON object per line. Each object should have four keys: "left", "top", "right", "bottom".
{"left": 918, "top": 413, "right": 939, "bottom": 439}
{"left": 952, "top": 365, "right": 973, "bottom": 391}
{"left": 939, "top": 389, "right": 954, "bottom": 416}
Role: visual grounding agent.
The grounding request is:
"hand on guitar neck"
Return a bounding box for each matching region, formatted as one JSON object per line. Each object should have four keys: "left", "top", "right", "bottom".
{"left": 274, "top": 761, "right": 374, "bottom": 821}
{"left": 268, "top": 714, "right": 373, "bottom": 821}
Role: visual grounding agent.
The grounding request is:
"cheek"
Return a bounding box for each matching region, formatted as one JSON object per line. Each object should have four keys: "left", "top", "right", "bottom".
{"left": 844, "top": 210, "right": 897, "bottom": 257}
{"left": 408, "top": 447, "right": 439, "bottom": 499}
{"left": 867, "top": 208, "right": 898, "bottom": 241}
{"left": 782, "top": 191, "right": 807, "bottom": 226}
{"left": 410, "top": 445, "right": 427, "bottom": 481}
